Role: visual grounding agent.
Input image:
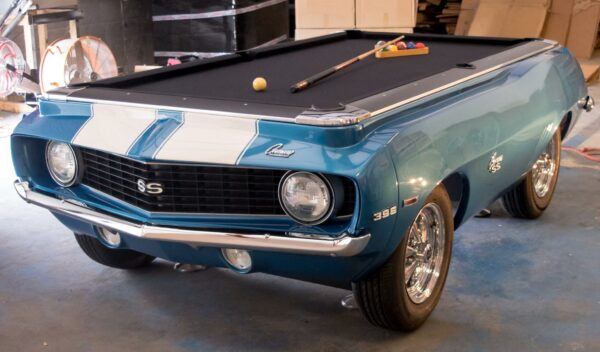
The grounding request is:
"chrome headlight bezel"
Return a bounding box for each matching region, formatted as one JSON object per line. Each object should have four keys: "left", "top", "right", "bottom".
{"left": 45, "top": 141, "right": 79, "bottom": 187}
{"left": 278, "top": 171, "right": 336, "bottom": 226}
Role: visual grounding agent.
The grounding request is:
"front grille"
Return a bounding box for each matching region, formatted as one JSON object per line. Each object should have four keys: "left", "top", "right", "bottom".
{"left": 78, "top": 148, "right": 356, "bottom": 217}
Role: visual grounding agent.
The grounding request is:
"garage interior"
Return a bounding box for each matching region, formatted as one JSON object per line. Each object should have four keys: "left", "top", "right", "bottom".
{"left": 1, "top": 0, "right": 599, "bottom": 351}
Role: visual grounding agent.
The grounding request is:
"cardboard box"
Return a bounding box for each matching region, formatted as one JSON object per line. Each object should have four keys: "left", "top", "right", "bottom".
{"left": 455, "top": 9, "right": 475, "bottom": 35}
{"left": 455, "top": 0, "right": 479, "bottom": 35}
{"left": 295, "top": 0, "right": 356, "bottom": 29}
{"left": 461, "top": 0, "right": 480, "bottom": 10}
{"left": 468, "top": 0, "right": 548, "bottom": 38}
{"left": 543, "top": 13, "right": 571, "bottom": 45}
{"left": 551, "top": 0, "right": 576, "bottom": 14}
{"left": 356, "top": 0, "right": 416, "bottom": 28}
{"left": 295, "top": 27, "right": 413, "bottom": 40}
{"left": 580, "top": 63, "right": 600, "bottom": 83}
{"left": 542, "top": 0, "right": 575, "bottom": 45}
{"left": 295, "top": 28, "right": 347, "bottom": 40}
{"left": 476, "top": 0, "right": 548, "bottom": 4}
{"left": 358, "top": 27, "right": 414, "bottom": 33}
{"left": 566, "top": 4, "right": 600, "bottom": 59}
{"left": 36, "top": 0, "right": 78, "bottom": 8}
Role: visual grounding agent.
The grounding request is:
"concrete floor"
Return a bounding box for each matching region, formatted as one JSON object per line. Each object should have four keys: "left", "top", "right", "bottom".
{"left": 0, "top": 89, "right": 599, "bottom": 351}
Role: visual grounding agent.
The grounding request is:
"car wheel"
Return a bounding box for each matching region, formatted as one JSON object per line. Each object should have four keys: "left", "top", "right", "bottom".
{"left": 352, "top": 185, "right": 454, "bottom": 331}
{"left": 74, "top": 233, "right": 155, "bottom": 269}
{"left": 501, "top": 129, "right": 561, "bottom": 219}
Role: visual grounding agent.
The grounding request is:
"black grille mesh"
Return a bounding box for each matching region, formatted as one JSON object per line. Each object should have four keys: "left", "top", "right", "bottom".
{"left": 78, "top": 148, "right": 355, "bottom": 217}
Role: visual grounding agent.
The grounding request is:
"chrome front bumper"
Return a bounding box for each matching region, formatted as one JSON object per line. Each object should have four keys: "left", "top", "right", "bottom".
{"left": 14, "top": 181, "right": 370, "bottom": 257}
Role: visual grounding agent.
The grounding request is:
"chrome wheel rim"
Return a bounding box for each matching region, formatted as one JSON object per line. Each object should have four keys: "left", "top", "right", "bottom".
{"left": 404, "top": 203, "right": 446, "bottom": 304}
{"left": 532, "top": 137, "right": 557, "bottom": 198}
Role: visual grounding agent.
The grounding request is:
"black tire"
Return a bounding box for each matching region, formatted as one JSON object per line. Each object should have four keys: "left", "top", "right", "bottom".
{"left": 501, "top": 130, "right": 561, "bottom": 219}
{"left": 352, "top": 185, "right": 454, "bottom": 331}
{"left": 74, "top": 233, "right": 155, "bottom": 269}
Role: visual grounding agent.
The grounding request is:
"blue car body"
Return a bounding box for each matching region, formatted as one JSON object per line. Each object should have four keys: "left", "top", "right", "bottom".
{"left": 11, "top": 40, "right": 588, "bottom": 289}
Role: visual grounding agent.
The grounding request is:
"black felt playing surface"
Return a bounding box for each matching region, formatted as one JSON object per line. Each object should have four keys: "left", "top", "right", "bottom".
{"left": 118, "top": 35, "right": 526, "bottom": 109}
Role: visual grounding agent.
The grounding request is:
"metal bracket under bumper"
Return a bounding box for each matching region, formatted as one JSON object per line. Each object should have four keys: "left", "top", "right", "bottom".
{"left": 578, "top": 96, "right": 595, "bottom": 112}
{"left": 14, "top": 181, "right": 370, "bottom": 257}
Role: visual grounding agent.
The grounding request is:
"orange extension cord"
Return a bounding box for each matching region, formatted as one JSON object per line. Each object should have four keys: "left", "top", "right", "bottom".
{"left": 562, "top": 147, "right": 600, "bottom": 163}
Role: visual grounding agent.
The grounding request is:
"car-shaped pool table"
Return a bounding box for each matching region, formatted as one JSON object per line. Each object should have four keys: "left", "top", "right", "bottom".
{"left": 11, "top": 31, "right": 592, "bottom": 330}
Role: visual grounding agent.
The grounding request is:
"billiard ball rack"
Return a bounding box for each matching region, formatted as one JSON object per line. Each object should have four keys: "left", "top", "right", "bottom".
{"left": 376, "top": 47, "right": 430, "bottom": 59}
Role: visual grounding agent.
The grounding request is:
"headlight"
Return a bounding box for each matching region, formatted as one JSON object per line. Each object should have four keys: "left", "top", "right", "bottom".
{"left": 46, "top": 141, "right": 78, "bottom": 186}
{"left": 279, "top": 171, "right": 334, "bottom": 225}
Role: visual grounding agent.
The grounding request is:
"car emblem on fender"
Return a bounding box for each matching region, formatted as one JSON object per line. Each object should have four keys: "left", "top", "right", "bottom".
{"left": 137, "top": 179, "right": 164, "bottom": 195}
{"left": 265, "top": 143, "right": 295, "bottom": 158}
{"left": 488, "top": 152, "right": 504, "bottom": 173}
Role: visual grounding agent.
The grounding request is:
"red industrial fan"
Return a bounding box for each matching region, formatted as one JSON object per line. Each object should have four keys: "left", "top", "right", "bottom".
{"left": 39, "top": 36, "right": 118, "bottom": 93}
{"left": 0, "top": 37, "right": 31, "bottom": 97}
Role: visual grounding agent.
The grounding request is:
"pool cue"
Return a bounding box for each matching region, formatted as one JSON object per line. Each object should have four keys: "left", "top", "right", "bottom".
{"left": 290, "top": 35, "right": 404, "bottom": 93}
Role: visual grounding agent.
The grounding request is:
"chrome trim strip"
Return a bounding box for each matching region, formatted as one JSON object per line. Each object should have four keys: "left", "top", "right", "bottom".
{"left": 252, "top": 34, "right": 289, "bottom": 49}
{"left": 365, "top": 42, "right": 558, "bottom": 118}
{"left": 43, "top": 87, "right": 86, "bottom": 102}
{"left": 14, "top": 181, "right": 369, "bottom": 257}
{"left": 152, "top": 0, "right": 287, "bottom": 22}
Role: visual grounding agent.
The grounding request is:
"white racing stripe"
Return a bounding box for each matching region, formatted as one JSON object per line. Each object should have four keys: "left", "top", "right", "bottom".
{"left": 154, "top": 112, "right": 257, "bottom": 164}
{"left": 72, "top": 104, "right": 156, "bottom": 155}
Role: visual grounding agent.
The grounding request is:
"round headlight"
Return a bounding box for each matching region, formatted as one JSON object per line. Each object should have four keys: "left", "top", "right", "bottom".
{"left": 279, "top": 171, "right": 333, "bottom": 225}
{"left": 46, "top": 141, "right": 78, "bottom": 186}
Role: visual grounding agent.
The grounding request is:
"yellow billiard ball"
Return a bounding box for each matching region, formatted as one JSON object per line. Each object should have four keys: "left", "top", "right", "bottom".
{"left": 253, "top": 77, "right": 267, "bottom": 92}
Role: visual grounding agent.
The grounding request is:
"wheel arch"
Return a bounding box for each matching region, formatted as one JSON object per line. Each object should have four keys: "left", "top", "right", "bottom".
{"left": 559, "top": 111, "right": 573, "bottom": 141}
{"left": 440, "top": 172, "right": 470, "bottom": 229}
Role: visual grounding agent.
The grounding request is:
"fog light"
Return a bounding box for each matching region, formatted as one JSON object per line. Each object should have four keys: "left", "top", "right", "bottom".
{"left": 98, "top": 227, "right": 121, "bottom": 247}
{"left": 222, "top": 248, "right": 252, "bottom": 272}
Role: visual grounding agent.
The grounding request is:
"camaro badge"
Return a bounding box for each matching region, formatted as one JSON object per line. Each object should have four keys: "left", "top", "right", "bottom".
{"left": 488, "top": 152, "right": 504, "bottom": 174}
{"left": 137, "top": 179, "right": 164, "bottom": 195}
{"left": 265, "top": 144, "right": 295, "bottom": 158}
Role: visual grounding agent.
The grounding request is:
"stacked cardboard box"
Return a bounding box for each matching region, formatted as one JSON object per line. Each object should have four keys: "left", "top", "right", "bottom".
{"left": 467, "top": 0, "right": 549, "bottom": 38}
{"left": 560, "top": 0, "right": 600, "bottom": 59}
{"left": 295, "top": 0, "right": 416, "bottom": 40}
{"left": 416, "top": 0, "right": 461, "bottom": 34}
{"left": 456, "top": 0, "right": 600, "bottom": 59}
{"left": 455, "top": 0, "right": 478, "bottom": 35}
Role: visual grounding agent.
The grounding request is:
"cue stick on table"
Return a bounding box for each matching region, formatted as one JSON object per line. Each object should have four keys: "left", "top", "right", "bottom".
{"left": 290, "top": 35, "right": 405, "bottom": 93}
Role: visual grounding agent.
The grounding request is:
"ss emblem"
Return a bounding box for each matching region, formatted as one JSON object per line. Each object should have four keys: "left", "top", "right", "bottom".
{"left": 137, "top": 179, "right": 164, "bottom": 195}
{"left": 488, "top": 152, "right": 503, "bottom": 174}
